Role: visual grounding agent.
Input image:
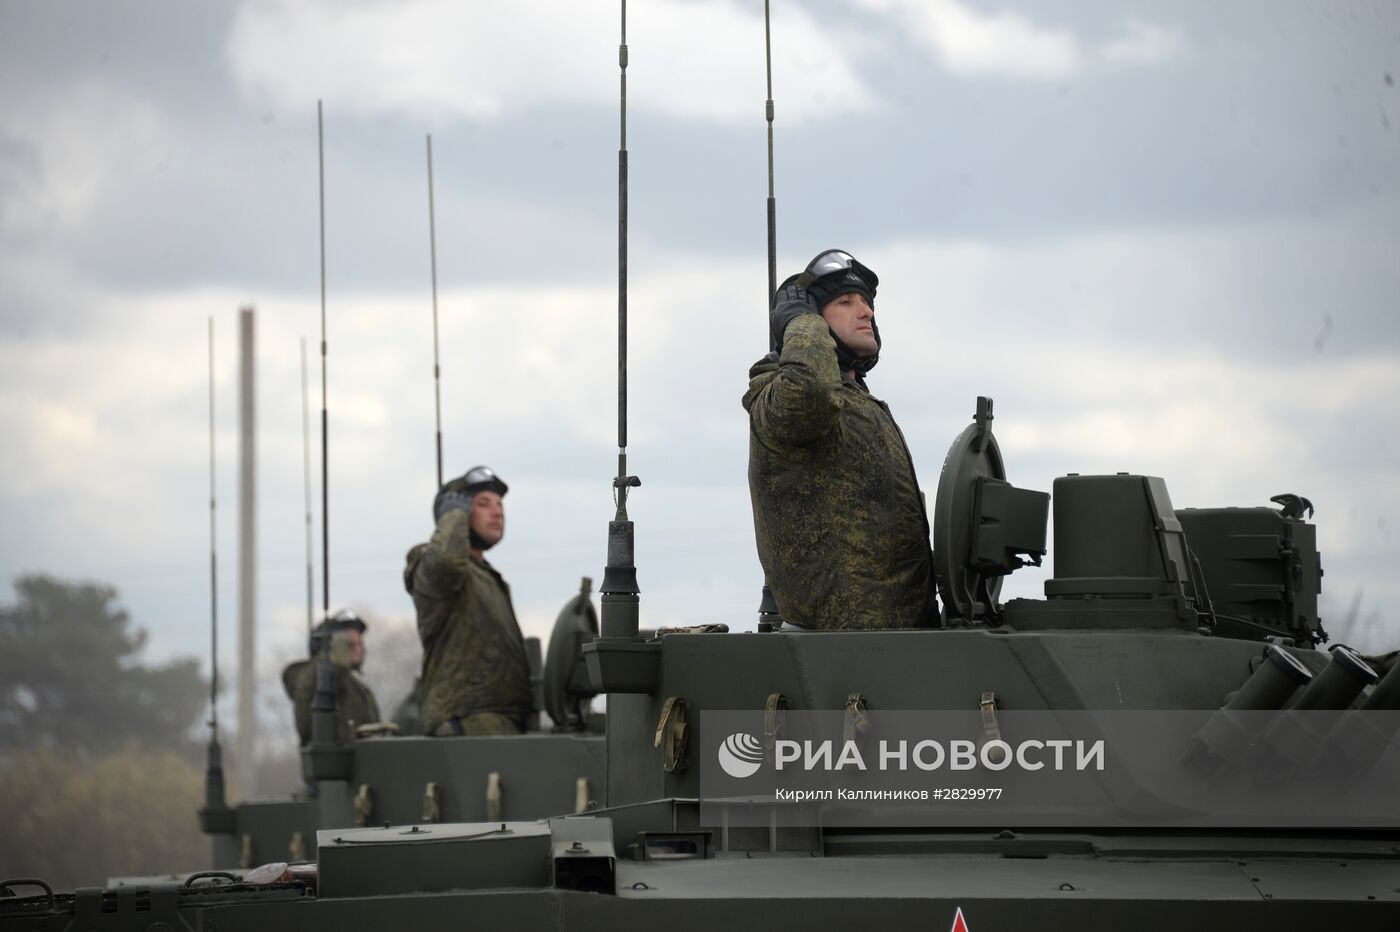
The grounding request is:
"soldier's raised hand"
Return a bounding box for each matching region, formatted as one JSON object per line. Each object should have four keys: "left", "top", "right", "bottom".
{"left": 433, "top": 488, "right": 473, "bottom": 523}
{"left": 770, "top": 278, "right": 820, "bottom": 350}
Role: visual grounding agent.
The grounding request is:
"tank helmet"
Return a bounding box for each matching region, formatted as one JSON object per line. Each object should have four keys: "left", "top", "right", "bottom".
{"left": 796, "top": 248, "right": 879, "bottom": 311}
{"left": 787, "top": 248, "right": 882, "bottom": 377}
{"left": 308, "top": 608, "right": 367, "bottom": 656}
{"left": 461, "top": 464, "right": 508, "bottom": 498}
{"left": 433, "top": 465, "right": 509, "bottom": 520}
{"left": 433, "top": 465, "right": 510, "bottom": 550}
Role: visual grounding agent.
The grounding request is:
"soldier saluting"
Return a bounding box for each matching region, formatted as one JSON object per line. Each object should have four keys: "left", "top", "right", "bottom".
{"left": 281, "top": 609, "right": 381, "bottom": 745}
{"left": 405, "top": 465, "right": 532, "bottom": 736}
{"left": 743, "top": 249, "right": 939, "bottom": 630}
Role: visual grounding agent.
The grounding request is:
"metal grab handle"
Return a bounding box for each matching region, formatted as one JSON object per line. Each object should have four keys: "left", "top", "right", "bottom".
{"left": 0, "top": 879, "right": 54, "bottom": 909}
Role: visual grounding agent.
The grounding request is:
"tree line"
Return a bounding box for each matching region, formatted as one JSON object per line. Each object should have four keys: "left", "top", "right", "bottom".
{"left": 0, "top": 575, "right": 210, "bottom": 889}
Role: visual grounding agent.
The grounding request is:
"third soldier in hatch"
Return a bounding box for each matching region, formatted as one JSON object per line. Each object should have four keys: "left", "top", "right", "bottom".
{"left": 405, "top": 465, "right": 532, "bottom": 735}
{"left": 743, "top": 249, "right": 939, "bottom": 629}
{"left": 281, "top": 608, "right": 381, "bottom": 745}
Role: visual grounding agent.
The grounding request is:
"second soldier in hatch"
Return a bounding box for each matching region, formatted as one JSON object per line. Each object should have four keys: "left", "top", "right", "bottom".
{"left": 405, "top": 465, "right": 532, "bottom": 736}
{"left": 743, "top": 249, "right": 939, "bottom": 630}
{"left": 281, "top": 608, "right": 382, "bottom": 746}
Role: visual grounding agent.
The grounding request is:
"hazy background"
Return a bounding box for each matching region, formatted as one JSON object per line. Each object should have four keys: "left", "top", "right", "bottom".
{"left": 2, "top": 0, "right": 1397, "bottom": 817}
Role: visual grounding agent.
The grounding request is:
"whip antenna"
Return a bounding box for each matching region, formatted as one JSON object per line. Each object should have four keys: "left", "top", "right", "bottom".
{"left": 427, "top": 134, "right": 444, "bottom": 489}
{"left": 207, "top": 317, "right": 220, "bottom": 736}
{"left": 600, "top": 0, "right": 642, "bottom": 638}
{"left": 301, "top": 337, "right": 314, "bottom": 635}
{"left": 764, "top": 0, "right": 778, "bottom": 305}
{"left": 198, "top": 315, "right": 233, "bottom": 835}
{"left": 318, "top": 99, "right": 330, "bottom": 616}
{"left": 756, "top": 0, "right": 783, "bottom": 629}
{"left": 617, "top": 0, "right": 630, "bottom": 497}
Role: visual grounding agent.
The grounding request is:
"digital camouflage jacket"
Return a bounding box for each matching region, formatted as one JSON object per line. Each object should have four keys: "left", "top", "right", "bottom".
{"left": 404, "top": 509, "right": 531, "bottom": 735}
{"left": 743, "top": 313, "right": 938, "bottom": 629}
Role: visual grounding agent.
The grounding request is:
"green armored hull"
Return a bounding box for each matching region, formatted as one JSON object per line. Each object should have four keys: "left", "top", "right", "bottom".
{"left": 205, "top": 731, "right": 605, "bottom": 867}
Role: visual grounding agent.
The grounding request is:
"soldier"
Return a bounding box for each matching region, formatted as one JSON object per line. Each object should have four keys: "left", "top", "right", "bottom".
{"left": 281, "top": 608, "right": 381, "bottom": 745}
{"left": 405, "top": 465, "right": 532, "bottom": 736}
{"left": 743, "top": 248, "right": 939, "bottom": 630}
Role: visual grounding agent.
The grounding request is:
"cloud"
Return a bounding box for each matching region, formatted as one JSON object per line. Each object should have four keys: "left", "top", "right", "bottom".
{"left": 857, "top": 0, "right": 1185, "bottom": 80}
{"left": 0, "top": 82, "right": 170, "bottom": 239}
{"left": 862, "top": 0, "right": 1080, "bottom": 79}
{"left": 1100, "top": 20, "right": 1187, "bottom": 67}
{"left": 0, "top": 398, "right": 102, "bottom": 496}
{"left": 0, "top": 290, "right": 235, "bottom": 506}
{"left": 985, "top": 350, "right": 1400, "bottom": 470}
{"left": 225, "top": 0, "right": 873, "bottom": 125}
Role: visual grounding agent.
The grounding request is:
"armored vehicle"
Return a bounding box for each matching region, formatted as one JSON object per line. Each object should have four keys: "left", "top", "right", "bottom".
{"left": 3, "top": 397, "right": 1398, "bottom": 930}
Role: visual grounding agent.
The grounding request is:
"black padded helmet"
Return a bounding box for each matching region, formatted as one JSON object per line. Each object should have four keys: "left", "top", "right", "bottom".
{"left": 432, "top": 465, "right": 509, "bottom": 522}
{"left": 796, "top": 248, "right": 879, "bottom": 310}
{"left": 308, "top": 608, "right": 367, "bottom": 656}
{"left": 780, "top": 249, "right": 882, "bottom": 376}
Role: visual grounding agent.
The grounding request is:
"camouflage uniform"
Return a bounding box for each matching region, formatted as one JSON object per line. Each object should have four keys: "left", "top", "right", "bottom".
{"left": 743, "top": 313, "right": 938, "bottom": 629}
{"left": 405, "top": 509, "right": 532, "bottom": 736}
{"left": 281, "top": 657, "right": 381, "bottom": 746}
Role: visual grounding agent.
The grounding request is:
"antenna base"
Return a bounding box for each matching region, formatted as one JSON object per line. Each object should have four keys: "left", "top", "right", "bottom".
{"left": 303, "top": 659, "right": 353, "bottom": 782}
{"left": 601, "top": 519, "right": 641, "bottom": 607}
{"left": 600, "top": 591, "right": 639, "bottom": 639}
{"left": 197, "top": 803, "right": 236, "bottom": 836}
{"left": 198, "top": 739, "right": 236, "bottom": 834}
{"left": 757, "top": 584, "right": 783, "bottom": 632}
{"left": 583, "top": 634, "right": 659, "bottom": 694}
{"left": 301, "top": 742, "right": 354, "bottom": 784}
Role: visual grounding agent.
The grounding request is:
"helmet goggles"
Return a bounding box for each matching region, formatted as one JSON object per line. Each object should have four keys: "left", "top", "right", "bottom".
{"left": 463, "top": 465, "right": 506, "bottom": 494}
{"left": 795, "top": 249, "right": 879, "bottom": 293}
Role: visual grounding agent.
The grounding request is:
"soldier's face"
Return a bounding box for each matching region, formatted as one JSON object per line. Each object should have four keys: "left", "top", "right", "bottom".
{"left": 470, "top": 491, "right": 505, "bottom": 548}
{"left": 344, "top": 629, "right": 365, "bottom": 669}
{"left": 821, "top": 292, "right": 878, "bottom": 357}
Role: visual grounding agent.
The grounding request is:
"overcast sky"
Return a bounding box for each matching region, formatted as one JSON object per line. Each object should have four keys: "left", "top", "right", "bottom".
{"left": 2, "top": 1, "right": 1397, "bottom": 728}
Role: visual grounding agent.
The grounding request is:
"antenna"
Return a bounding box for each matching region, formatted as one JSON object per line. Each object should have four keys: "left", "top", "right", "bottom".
{"left": 616, "top": 0, "right": 630, "bottom": 495}
{"left": 318, "top": 99, "right": 330, "bottom": 617}
{"left": 198, "top": 315, "right": 233, "bottom": 836}
{"left": 301, "top": 337, "right": 314, "bottom": 636}
{"left": 426, "top": 134, "right": 444, "bottom": 489}
{"left": 600, "top": 0, "right": 642, "bottom": 639}
{"left": 757, "top": 0, "right": 783, "bottom": 629}
{"left": 764, "top": 0, "right": 778, "bottom": 306}
{"left": 208, "top": 316, "right": 220, "bottom": 738}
